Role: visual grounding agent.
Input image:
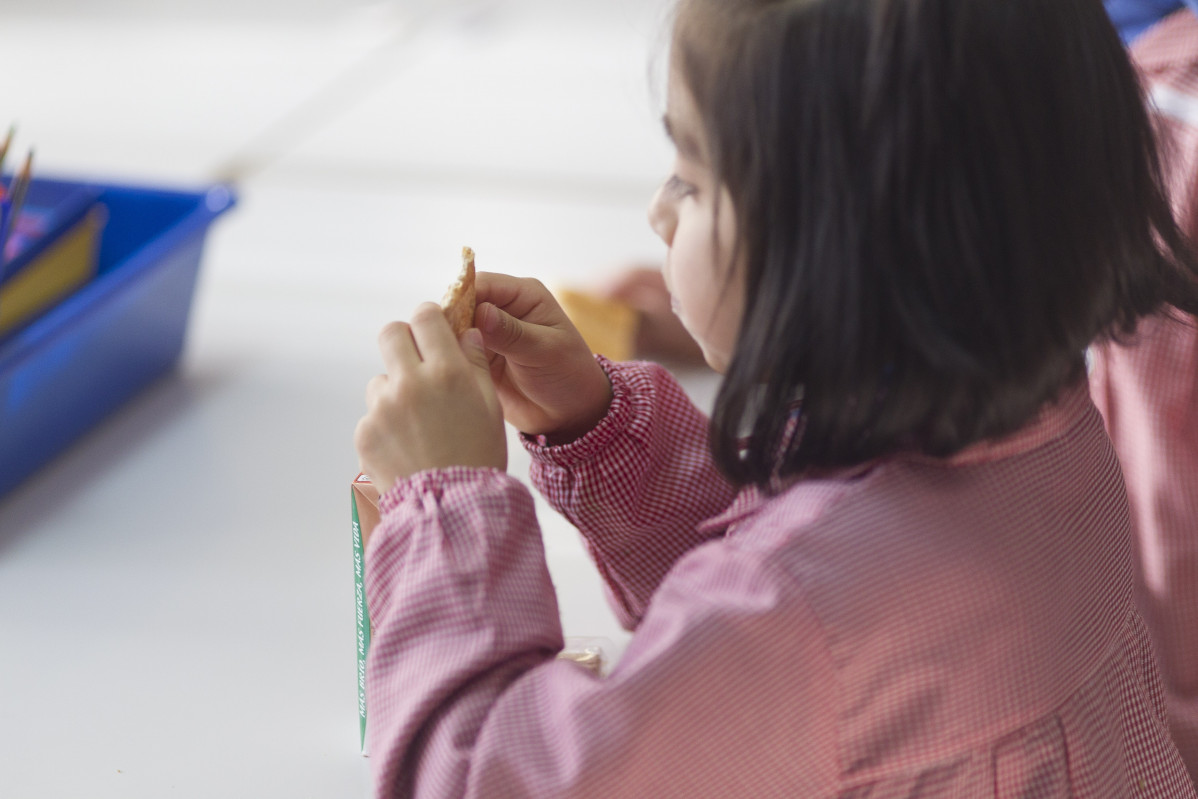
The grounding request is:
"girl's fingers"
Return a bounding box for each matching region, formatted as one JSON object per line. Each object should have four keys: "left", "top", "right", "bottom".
{"left": 408, "top": 302, "right": 464, "bottom": 364}
{"left": 365, "top": 373, "right": 387, "bottom": 406}
{"left": 475, "top": 272, "right": 558, "bottom": 324}
{"left": 377, "top": 304, "right": 467, "bottom": 376}
{"left": 474, "top": 272, "right": 530, "bottom": 312}
{"left": 377, "top": 321, "right": 421, "bottom": 375}
{"left": 476, "top": 301, "right": 548, "bottom": 362}
{"left": 458, "top": 327, "right": 490, "bottom": 372}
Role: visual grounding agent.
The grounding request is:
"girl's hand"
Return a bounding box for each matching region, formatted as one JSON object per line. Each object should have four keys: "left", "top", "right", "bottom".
{"left": 355, "top": 302, "right": 507, "bottom": 496}
{"left": 599, "top": 265, "right": 705, "bottom": 366}
{"left": 475, "top": 272, "right": 613, "bottom": 443}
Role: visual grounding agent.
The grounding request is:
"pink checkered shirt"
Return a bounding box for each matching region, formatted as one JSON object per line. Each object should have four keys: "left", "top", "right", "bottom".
{"left": 365, "top": 359, "right": 1195, "bottom": 796}
{"left": 1089, "top": 8, "right": 1198, "bottom": 785}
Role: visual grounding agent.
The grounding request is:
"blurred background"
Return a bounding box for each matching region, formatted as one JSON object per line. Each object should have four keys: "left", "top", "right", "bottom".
{"left": 0, "top": 1, "right": 722, "bottom": 796}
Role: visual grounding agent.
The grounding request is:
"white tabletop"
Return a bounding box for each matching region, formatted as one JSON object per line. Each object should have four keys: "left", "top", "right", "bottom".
{"left": 0, "top": 1, "right": 723, "bottom": 796}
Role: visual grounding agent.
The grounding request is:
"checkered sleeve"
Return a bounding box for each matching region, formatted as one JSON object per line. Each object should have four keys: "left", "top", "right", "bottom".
{"left": 364, "top": 468, "right": 839, "bottom": 798}
{"left": 365, "top": 467, "right": 564, "bottom": 797}
{"left": 523, "top": 357, "right": 739, "bottom": 629}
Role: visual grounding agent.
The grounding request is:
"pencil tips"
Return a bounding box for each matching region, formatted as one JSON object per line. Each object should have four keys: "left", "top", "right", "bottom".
{"left": 0, "top": 125, "right": 13, "bottom": 175}
{"left": 0, "top": 128, "right": 34, "bottom": 269}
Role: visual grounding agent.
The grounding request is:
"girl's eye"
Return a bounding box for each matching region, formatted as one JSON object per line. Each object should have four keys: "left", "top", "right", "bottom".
{"left": 664, "top": 174, "right": 697, "bottom": 199}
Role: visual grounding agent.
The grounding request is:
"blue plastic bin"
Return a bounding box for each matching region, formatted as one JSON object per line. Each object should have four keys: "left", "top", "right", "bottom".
{"left": 0, "top": 178, "right": 236, "bottom": 500}
{"left": 0, "top": 180, "right": 107, "bottom": 337}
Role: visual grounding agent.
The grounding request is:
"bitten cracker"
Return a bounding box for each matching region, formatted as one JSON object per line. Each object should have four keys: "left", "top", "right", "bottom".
{"left": 441, "top": 246, "right": 477, "bottom": 335}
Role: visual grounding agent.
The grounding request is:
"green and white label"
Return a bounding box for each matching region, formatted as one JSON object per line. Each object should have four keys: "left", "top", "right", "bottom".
{"left": 351, "top": 490, "right": 372, "bottom": 753}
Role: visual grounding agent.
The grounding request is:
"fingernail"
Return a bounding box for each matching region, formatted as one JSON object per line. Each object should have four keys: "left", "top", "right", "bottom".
{"left": 463, "top": 327, "right": 484, "bottom": 351}
{"left": 476, "top": 302, "right": 498, "bottom": 333}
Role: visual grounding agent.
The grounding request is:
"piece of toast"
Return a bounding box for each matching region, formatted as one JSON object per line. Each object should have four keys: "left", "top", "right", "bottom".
{"left": 441, "top": 246, "right": 477, "bottom": 335}
{"left": 555, "top": 287, "right": 638, "bottom": 362}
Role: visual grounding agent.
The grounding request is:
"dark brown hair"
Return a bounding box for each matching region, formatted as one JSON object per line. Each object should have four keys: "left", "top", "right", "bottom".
{"left": 672, "top": 0, "right": 1198, "bottom": 487}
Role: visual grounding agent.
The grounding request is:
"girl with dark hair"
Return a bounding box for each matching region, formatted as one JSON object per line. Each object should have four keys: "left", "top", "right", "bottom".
{"left": 355, "top": 0, "right": 1198, "bottom": 795}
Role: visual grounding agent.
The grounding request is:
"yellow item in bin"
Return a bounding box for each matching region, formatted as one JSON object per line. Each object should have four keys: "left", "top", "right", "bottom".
{"left": 0, "top": 205, "right": 106, "bottom": 337}
{"left": 555, "top": 287, "right": 639, "bottom": 362}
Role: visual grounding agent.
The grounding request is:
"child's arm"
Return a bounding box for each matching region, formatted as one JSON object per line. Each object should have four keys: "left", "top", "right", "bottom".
{"left": 476, "top": 273, "right": 739, "bottom": 628}
{"left": 525, "top": 357, "right": 737, "bottom": 629}
{"left": 365, "top": 476, "right": 836, "bottom": 797}
{"left": 356, "top": 296, "right": 831, "bottom": 796}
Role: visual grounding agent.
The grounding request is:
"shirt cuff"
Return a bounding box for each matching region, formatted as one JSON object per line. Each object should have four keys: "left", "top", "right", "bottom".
{"left": 376, "top": 465, "right": 512, "bottom": 517}
{"left": 520, "top": 355, "right": 646, "bottom": 469}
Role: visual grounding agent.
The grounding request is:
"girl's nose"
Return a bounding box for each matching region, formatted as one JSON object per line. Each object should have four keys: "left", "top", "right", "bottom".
{"left": 648, "top": 182, "right": 676, "bottom": 245}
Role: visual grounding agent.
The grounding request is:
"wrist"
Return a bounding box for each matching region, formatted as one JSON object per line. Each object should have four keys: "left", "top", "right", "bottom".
{"left": 522, "top": 356, "right": 644, "bottom": 467}
{"left": 542, "top": 363, "right": 614, "bottom": 445}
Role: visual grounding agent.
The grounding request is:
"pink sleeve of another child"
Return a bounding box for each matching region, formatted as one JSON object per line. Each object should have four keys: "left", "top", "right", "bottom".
{"left": 523, "top": 358, "right": 740, "bottom": 629}
{"left": 1088, "top": 10, "right": 1198, "bottom": 779}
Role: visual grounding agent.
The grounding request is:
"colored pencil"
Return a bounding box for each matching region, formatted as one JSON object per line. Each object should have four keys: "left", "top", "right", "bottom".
{"left": 0, "top": 125, "right": 13, "bottom": 179}
{"left": 7, "top": 150, "right": 32, "bottom": 218}
{"left": 0, "top": 150, "right": 32, "bottom": 266}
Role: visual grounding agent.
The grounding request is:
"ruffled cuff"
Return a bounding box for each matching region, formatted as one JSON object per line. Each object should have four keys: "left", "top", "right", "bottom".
{"left": 366, "top": 465, "right": 534, "bottom": 612}
{"left": 520, "top": 356, "right": 650, "bottom": 469}
{"left": 376, "top": 465, "right": 510, "bottom": 517}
